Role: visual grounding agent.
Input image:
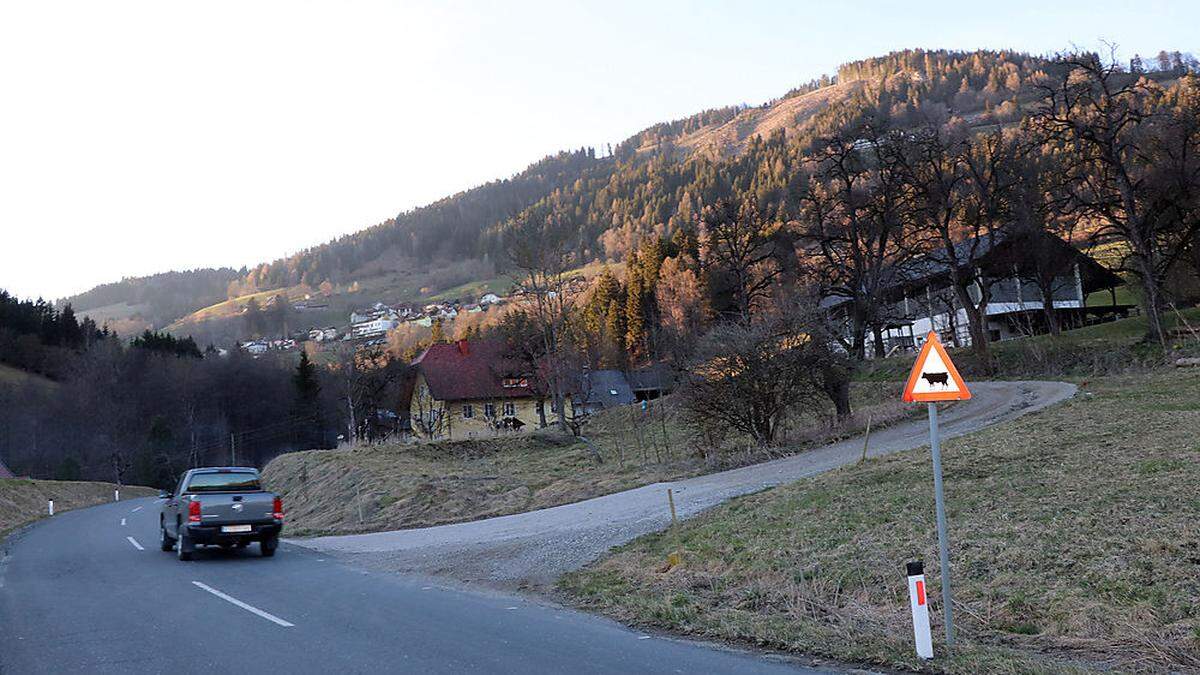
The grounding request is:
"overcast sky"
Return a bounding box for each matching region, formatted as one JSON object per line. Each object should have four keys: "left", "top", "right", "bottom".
{"left": 1, "top": 0, "right": 1195, "bottom": 301}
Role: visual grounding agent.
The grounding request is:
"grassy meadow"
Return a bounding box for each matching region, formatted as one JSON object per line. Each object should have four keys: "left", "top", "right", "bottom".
{"left": 560, "top": 369, "right": 1200, "bottom": 673}
{"left": 263, "top": 381, "right": 914, "bottom": 537}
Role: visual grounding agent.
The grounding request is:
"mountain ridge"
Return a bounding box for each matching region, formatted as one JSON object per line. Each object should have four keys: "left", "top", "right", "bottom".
{"left": 58, "top": 47, "right": 1192, "bottom": 343}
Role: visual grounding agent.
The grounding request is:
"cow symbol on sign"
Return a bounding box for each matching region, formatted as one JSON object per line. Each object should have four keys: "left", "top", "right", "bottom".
{"left": 921, "top": 372, "right": 950, "bottom": 388}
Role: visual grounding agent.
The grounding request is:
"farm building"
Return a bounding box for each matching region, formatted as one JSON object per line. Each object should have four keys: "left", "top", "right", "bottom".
{"left": 628, "top": 365, "right": 676, "bottom": 401}
{"left": 823, "top": 230, "right": 1128, "bottom": 354}
{"left": 571, "top": 370, "right": 636, "bottom": 415}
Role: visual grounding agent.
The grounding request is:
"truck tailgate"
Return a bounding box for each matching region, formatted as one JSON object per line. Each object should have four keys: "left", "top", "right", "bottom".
{"left": 196, "top": 492, "right": 275, "bottom": 525}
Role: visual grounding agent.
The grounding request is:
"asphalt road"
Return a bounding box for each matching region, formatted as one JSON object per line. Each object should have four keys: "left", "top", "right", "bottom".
{"left": 298, "top": 381, "right": 1077, "bottom": 588}
{"left": 0, "top": 498, "right": 828, "bottom": 674}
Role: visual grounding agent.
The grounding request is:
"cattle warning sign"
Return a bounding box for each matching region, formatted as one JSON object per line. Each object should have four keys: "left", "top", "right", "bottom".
{"left": 901, "top": 330, "right": 972, "bottom": 650}
{"left": 902, "top": 332, "right": 971, "bottom": 403}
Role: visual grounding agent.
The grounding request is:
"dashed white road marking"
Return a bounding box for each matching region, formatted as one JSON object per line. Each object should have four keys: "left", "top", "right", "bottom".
{"left": 637, "top": 635, "right": 652, "bottom": 640}
{"left": 191, "top": 581, "right": 295, "bottom": 627}
{"left": 125, "top": 536, "right": 144, "bottom": 551}
{"left": 130, "top": 506, "right": 143, "bottom": 513}
{"left": 120, "top": 518, "right": 126, "bottom": 527}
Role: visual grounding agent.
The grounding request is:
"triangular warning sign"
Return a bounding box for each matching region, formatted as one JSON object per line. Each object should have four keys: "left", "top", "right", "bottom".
{"left": 902, "top": 332, "right": 972, "bottom": 403}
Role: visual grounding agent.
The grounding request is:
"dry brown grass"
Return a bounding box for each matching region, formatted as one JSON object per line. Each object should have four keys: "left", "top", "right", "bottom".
{"left": 0, "top": 363, "right": 56, "bottom": 390}
{"left": 668, "top": 81, "right": 864, "bottom": 156}
{"left": 264, "top": 382, "right": 913, "bottom": 537}
{"left": 560, "top": 370, "right": 1200, "bottom": 674}
{"left": 0, "top": 479, "right": 156, "bottom": 539}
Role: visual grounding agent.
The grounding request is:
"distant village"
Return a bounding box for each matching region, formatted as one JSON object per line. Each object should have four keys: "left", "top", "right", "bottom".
{"left": 236, "top": 291, "right": 509, "bottom": 356}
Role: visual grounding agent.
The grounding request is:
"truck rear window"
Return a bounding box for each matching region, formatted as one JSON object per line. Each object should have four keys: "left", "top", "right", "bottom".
{"left": 186, "top": 472, "right": 262, "bottom": 492}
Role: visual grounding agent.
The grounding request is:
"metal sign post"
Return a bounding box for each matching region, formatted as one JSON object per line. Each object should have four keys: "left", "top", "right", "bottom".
{"left": 901, "top": 331, "right": 971, "bottom": 650}
{"left": 927, "top": 402, "right": 954, "bottom": 647}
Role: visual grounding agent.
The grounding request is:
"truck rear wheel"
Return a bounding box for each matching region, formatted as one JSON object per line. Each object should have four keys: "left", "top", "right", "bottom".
{"left": 160, "top": 524, "right": 174, "bottom": 552}
{"left": 260, "top": 535, "right": 277, "bottom": 558}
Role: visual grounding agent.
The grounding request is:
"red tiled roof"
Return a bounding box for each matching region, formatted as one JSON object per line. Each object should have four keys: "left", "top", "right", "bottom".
{"left": 413, "top": 339, "right": 534, "bottom": 401}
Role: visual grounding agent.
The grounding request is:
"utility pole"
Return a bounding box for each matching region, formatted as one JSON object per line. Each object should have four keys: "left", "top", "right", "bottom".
{"left": 230, "top": 432, "right": 236, "bottom": 466}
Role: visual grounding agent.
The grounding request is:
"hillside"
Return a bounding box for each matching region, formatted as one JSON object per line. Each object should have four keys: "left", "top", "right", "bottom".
{"left": 61, "top": 49, "right": 1193, "bottom": 346}
{"left": 0, "top": 479, "right": 156, "bottom": 539}
{"left": 263, "top": 382, "right": 911, "bottom": 537}
{"left": 562, "top": 368, "right": 1200, "bottom": 673}
{"left": 0, "top": 363, "right": 57, "bottom": 393}
{"left": 653, "top": 80, "right": 866, "bottom": 157}
{"left": 65, "top": 268, "right": 240, "bottom": 334}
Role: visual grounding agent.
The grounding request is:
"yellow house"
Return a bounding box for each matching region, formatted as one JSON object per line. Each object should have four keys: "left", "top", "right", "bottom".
{"left": 406, "top": 339, "right": 543, "bottom": 439}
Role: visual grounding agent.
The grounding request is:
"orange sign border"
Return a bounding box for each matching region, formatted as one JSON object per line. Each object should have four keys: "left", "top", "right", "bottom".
{"left": 902, "top": 331, "right": 972, "bottom": 403}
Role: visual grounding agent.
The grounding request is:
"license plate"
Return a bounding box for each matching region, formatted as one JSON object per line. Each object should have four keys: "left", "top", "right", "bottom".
{"left": 221, "top": 524, "right": 252, "bottom": 533}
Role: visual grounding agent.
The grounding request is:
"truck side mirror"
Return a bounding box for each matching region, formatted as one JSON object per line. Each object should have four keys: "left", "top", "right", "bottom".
{"left": 159, "top": 491, "right": 172, "bottom": 500}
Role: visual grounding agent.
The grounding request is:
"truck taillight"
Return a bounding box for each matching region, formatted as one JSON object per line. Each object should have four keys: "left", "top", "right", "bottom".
{"left": 188, "top": 499, "right": 202, "bottom": 523}
{"left": 272, "top": 497, "right": 284, "bottom": 521}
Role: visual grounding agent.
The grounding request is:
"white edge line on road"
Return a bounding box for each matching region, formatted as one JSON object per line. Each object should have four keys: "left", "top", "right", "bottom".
{"left": 191, "top": 581, "right": 295, "bottom": 627}
{"left": 121, "top": 518, "right": 126, "bottom": 526}
{"left": 131, "top": 506, "right": 143, "bottom": 513}
{"left": 125, "top": 536, "right": 144, "bottom": 551}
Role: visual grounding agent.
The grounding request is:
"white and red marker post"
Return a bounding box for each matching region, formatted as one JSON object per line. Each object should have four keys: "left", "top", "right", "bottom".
{"left": 906, "top": 560, "right": 934, "bottom": 659}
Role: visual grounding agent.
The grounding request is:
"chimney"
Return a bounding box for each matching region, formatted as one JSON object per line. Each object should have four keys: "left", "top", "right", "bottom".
{"left": 457, "top": 339, "right": 469, "bottom": 355}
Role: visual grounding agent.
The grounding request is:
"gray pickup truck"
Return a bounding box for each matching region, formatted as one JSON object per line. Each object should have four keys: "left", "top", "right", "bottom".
{"left": 159, "top": 467, "right": 283, "bottom": 561}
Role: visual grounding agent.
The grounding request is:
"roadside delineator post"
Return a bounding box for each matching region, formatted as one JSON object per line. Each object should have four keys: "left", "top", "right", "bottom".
{"left": 48, "top": 500, "right": 54, "bottom": 516}
{"left": 907, "top": 560, "right": 934, "bottom": 659}
{"left": 859, "top": 413, "right": 873, "bottom": 464}
{"left": 666, "top": 488, "right": 681, "bottom": 567}
{"left": 114, "top": 489, "right": 120, "bottom": 502}
{"left": 902, "top": 331, "right": 972, "bottom": 649}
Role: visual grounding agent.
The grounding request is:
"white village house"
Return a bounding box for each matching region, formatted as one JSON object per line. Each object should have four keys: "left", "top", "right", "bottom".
{"left": 351, "top": 316, "right": 398, "bottom": 339}
{"left": 308, "top": 326, "right": 340, "bottom": 342}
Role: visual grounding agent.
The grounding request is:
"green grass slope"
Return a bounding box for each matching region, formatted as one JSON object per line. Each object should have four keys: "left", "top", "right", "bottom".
{"left": 561, "top": 369, "right": 1200, "bottom": 673}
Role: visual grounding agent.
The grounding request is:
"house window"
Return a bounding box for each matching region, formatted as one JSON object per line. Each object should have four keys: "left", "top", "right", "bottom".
{"left": 502, "top": 377, "right": 529, "bottom": 389}
{"left": 462, "top": 404, "right": 473, "bottom": 419}
{"left": 484, "top": 403, "right": 496, "bottom": 418}
{"left": 503, "top": 402, "right": 516, "bottom": 417}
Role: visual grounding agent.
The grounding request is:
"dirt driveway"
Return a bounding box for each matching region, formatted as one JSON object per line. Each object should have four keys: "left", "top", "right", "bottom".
{"left": 291, "top": 380, "right": 1075, "bottom": 590}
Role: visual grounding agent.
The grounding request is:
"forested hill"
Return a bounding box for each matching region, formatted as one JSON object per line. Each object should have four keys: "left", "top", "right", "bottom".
{"left": 255, "top": 49, "right": 1061, "bottom": 289}
{"left": 234, "top": 148, "right": 605, "bottom": 292}
{"left": 64, "top": 48, "right": 1197, "bottom": 338}
{"left": 65, "top": 268, "right": 241, "bottom": 333}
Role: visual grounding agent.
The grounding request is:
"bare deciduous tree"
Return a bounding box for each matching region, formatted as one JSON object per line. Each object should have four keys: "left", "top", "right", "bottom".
{"left": 801, "top": 124, "right": 916, "bottom": 359}
{"left": 678, "top": 299, "right": 851, "bottom": 446}
{"left": 1031, "top": 52, "right": 1200, "bottom": 345}
{"left": 503, "top": 208, "right": 581, "bottom": 432}
{"left": 897, "top": 123, "right": 1017, "bottom": 366}
{"left": 699, "top": 199, "right": 786, "bottom": 325}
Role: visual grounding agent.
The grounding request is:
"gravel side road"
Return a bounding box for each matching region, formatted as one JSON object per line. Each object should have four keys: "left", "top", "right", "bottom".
{"left": 292, "top": 380, "right": 1075, "bottom": 590}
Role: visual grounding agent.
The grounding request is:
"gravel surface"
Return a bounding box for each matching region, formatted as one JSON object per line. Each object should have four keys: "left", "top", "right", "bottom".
{"left": 290, "top": 380, "right": 1076, "bottom": 590}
